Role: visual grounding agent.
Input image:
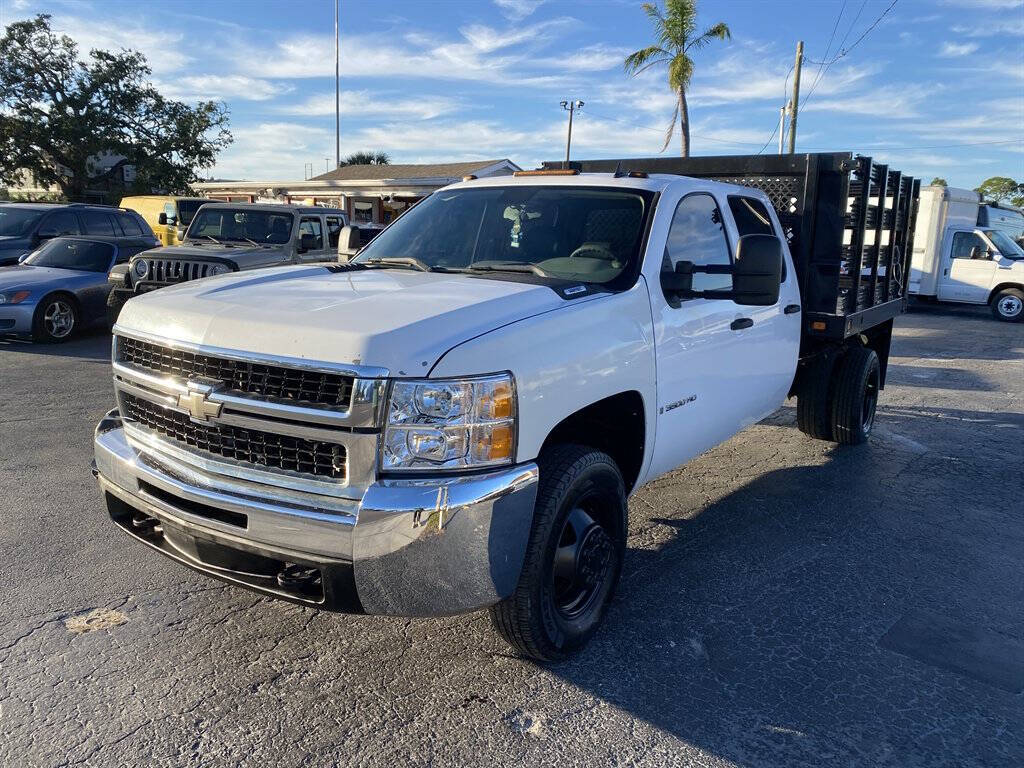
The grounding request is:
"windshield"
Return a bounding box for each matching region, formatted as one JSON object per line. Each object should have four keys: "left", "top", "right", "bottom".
{"left": 985, "top": 230, "right": 1024, "bottom": 259}
{"left": 353, "top": 186, "right": 652, "bottom": 286}
{"left": 0, "top": 208, "right": 45, "bottom": 237}
{"left": 187, "top": 208, "right": 293, "bottom": 244}
{"left": 177, "top": 200, "right": 206, "bottom": 226}
{"left": 24, "top": 239, "right": 114, "bottom": 272}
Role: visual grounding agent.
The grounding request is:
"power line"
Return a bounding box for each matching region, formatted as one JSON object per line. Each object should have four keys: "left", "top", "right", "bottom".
{"left": 806, "top": 0, "right": 847, "bottom": 100}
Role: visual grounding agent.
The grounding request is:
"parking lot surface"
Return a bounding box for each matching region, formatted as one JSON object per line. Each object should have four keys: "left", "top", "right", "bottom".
{"left": 1, "top": 303, "right": 1022, "bottom": 767}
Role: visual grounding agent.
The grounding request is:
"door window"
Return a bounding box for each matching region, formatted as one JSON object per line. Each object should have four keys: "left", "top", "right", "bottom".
{"left": 39, "top": 210, "right": 79, "bottom": 237}
{"left": 662, "top": 193, "right": 732, "bottom": 300}
{"left": 81, "top": 211, "right": 115, "bottom": 235}
{"left": 326, "top": 216, "right": 343, "bottom": 247}
{"left": 117, "top": 213, "right": 144, "bottom": 236}
{"left": 951, "top": 232, "right": 988, "bottom": 260}
{"left": 299, "top": 217, "right": 324, "bottom": 249}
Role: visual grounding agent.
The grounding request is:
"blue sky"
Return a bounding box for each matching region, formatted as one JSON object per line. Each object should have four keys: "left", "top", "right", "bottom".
{"left": 3, "top": 0, "right": 1022, "bottom": 187}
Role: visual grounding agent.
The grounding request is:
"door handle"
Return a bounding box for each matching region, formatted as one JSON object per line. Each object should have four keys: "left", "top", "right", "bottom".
{"left": 730, "top": 317, "right": 753, "bottom": 330}
{"left": 784, "top": 304, "right": 801, "bottom": 314}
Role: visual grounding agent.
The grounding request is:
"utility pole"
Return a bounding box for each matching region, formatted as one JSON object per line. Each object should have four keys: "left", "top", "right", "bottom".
{"left": 778, "top": 104, "right": 787, "bottom": 155}
{"left": 787, "top": 40, "right": 803, "bottom": 154}
{"left": 560, "top": 100, "right": 583, "bottom": 168}
{"left": 334, "top": 0, "right": 340, "bottom": 169}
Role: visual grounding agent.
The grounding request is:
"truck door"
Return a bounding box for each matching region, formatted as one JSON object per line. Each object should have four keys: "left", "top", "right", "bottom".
{"left": 938, "top": 230, "right": 995, "bottom": 303}
{"left": 297, "top": 216, "right": 329, "bottom": 262}
{"left": 645, "top": 191, "right": 792, "bottom": 480}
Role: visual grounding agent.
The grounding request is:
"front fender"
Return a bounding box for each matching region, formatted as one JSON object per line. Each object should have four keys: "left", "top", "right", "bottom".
{"left": 429, "top": 280, "right": 658, "bottom": 470}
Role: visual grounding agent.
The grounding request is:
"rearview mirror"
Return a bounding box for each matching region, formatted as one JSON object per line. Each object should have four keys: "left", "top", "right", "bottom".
{"left": 298, "top": 232, "right": 317, "bottom": 253}
{"left": 661, "top": 234, "right": 782, "bottom": 306}
{"left": 731, "top": 234, "right": 783, "bottom": 306}
{"left": 337, "top": 225, "right": 362, "bottom": 261}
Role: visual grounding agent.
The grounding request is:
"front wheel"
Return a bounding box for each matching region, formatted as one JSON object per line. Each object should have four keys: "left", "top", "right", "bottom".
{"left": 490, "top": 445, "right": 627, "bottom": 662}
{"left": 32, "top": 294, "right": 78, "bottom": 343}
{"left": 991, "top": 288, "right": 1024, "bottom": 323}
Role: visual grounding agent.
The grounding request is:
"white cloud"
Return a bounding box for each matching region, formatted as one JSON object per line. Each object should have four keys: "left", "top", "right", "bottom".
{"left": 49, "top": 15, "right": 191, "bottom": 74}
{"left": 952, "top": 18, "right": 1024, "bottom": 35}
{"left": 276, "top": 91, "right": 458, "bottom": 120}
{"left": 212, "top": 122, "right": 333, "bottom": 179}
{"left": 801, "top": 84, "right": 935, "bottom": 117}
{"left": 493, "top": 0, "right": 546, "bottom": 21}
{"left": 939, "top": 41, "right": 981, "bottom": 57}
{"left": 159, "top": 75, "right": 288, "bottom": 103}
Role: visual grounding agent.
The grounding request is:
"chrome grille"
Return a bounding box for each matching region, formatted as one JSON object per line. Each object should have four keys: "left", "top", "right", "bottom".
{"left": 117, "top": 336, "right": 355, "bottom": 409}
{"left": 142, "top": 258, "right": 217, "bottom": 283}
{"left": 121, "top": 392, "right": 346, "bottom": 480}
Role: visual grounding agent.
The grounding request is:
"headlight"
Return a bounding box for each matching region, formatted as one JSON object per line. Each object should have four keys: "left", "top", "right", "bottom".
{"left": 207, "top": 263, "right": 230, "bottom": 276}
{"left": 132, "top": 260, "right": 149, "bottom": 278}
{"left": 382, "top": 373, "right": 516, "bottom": 472}
{"left": 0, "top": 290, "right": 31, "bottom": 305}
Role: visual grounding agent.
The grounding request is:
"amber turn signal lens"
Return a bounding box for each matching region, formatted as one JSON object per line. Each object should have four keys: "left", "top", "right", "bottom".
{"left": 481, "top": 425, "right": 512, "bottom": 461}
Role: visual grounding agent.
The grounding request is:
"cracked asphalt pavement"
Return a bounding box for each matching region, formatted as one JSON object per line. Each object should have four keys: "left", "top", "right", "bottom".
{"left": 1, "top": 303, "right": 1022, "bottom": 767}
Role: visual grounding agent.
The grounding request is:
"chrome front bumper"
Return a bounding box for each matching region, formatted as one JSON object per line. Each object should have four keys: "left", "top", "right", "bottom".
{"left": 94, "top": 411, "right": 539, "bottom": 616}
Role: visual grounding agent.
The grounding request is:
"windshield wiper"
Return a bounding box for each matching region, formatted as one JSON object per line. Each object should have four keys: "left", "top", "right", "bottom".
{"left": 361, "top": 257, "right": 448, "bottom": 273}
{"left": 240, "top": 237, "right": 261, "bottom": 248}
{"left": 468, "top": 261, "right": 552, "bottom": 277}
{"left": 203, "top": 235, "right": 222, "bottom": 245}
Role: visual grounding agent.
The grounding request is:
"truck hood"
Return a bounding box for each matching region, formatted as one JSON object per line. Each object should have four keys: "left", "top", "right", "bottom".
{"left": 116, "top": 265, "right": 571, "bottom": 374}
{"left": 137, "top": 242, "right": 288, "bottom": 269}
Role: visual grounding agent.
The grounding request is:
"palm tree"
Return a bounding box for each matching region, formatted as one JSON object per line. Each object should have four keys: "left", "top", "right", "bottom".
{"left": 624, "top": 0, "right": 730, "bottom": 157}
{"left": 343, "top": 150, "right": 391, "bottom": 166}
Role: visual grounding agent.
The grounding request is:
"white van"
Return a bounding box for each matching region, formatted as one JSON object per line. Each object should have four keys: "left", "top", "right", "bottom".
{"left": 909, "top": 186, "right": 1024, "bottom": 321}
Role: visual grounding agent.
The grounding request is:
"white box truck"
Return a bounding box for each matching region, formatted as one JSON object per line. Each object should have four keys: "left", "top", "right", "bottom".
{"left": 909, "top": 185, "right": 1024, "bottom": 321}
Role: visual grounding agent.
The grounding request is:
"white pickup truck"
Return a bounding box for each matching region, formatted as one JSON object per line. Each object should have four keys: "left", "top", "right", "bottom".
{"left": 93, "top": 153, "right": 919, "bottom": 661}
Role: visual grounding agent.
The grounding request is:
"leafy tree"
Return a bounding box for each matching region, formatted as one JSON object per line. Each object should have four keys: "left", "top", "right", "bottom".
{"left": 0, "top": 15, "right": 231, "bottom": 201}
{"left": 975, "top": 176, "right": 1021, "bottom": 204}
{"left": 342, "top": 151, "right": 391, "bottom": 166}
{"left": 623, "top": 0, "right": 730, "bottom": 157}
{"left": 930, "top": 177, "right": 947, "bottom": 187}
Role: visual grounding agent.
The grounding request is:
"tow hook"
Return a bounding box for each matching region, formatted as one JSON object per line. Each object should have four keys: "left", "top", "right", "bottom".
{"left": 277, "top": 564, "right": 321, "bottom": 591}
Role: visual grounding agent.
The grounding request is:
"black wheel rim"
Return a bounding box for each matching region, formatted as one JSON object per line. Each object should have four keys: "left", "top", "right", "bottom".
{"left": 551, "top": 499, "right": 616, "bottom": 621}
{"left": 862, "top": 365, "right": 879, "bottom": 433}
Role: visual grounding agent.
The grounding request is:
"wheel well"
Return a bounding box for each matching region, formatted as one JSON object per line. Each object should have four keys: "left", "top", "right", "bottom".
{"left": 988, "top": 283, "right": 1024, "bottom": 304}
{"left": 539, "top": 391, "right": 646, "bottom": 494}
{"left": 34, "top": 291, "right": 80, "bottom": 318}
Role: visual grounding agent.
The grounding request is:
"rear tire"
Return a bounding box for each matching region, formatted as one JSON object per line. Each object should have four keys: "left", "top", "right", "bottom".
{"left": 490, "top": 445, "right": 627, "bottom": 662}
{"left": 830, "top": 346, "right": 880, "bottom": 445}
{"left": 991, "top": 288, "right": 1024, "bottom": 323}
{"left": 32, "top": 294, "right": 78, "bottom": 343}
{"left": 796, "top": 354, "right": 836, "bottom": 441}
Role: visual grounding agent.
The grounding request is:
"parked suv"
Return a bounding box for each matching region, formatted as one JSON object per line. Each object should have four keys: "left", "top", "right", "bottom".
{"left": 107, "top": 203, "right": 348, "bottom": 321}
{"left": 0, "top": 203, "right": 156, "bottom": 266}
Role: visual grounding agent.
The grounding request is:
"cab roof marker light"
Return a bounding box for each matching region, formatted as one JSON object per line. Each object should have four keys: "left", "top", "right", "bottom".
{"left": 462, "top": 175, "right": 477, "bottom": 181}
{"left": 513, "top": 169, "right": 580, "bottom": 177}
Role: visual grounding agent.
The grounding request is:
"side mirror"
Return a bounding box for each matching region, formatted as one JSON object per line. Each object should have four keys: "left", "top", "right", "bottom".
{"left": 17, "top": 253, "right": 29, "bottom": 264}
{"left": 337, "top": 225, "right": 362, "bottom": 261}
{"left": 158, "top": 212, "right": 168, "bottom": 225}
{"left": 660, "top": 260, "right": 693, "bottom": 295}
{"left": 731, "top": 234, "right": 783, "bottom": 306}
{"left": 298, "top": 232, "right": 317, "bottom": 253}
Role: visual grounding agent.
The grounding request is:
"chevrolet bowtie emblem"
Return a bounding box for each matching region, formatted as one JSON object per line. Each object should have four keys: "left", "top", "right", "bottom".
{"left": 177, "top": 385, "right": 222, "bottom": 422}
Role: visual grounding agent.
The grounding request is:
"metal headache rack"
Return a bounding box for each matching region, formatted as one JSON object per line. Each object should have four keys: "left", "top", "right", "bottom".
{"left": 545, "top": 153, "right": 921, "bottom": 343}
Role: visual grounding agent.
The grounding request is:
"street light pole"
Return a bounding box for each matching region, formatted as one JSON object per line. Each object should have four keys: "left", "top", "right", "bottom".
{"left": 560, "top": 100, "right": 583, "bottom": 168}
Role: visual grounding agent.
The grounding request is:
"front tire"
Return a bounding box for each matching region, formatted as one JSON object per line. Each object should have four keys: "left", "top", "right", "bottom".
{"left": 490, "top": 445, "right": 627, "bottom": 662}
{"left": 991, "top": 288, "right": 1024, "bottom": 323}
{"left": 830, "top": 346, "right": 880, "bottom": 445}
{"left": 32, "top": 294, "right": 78, "bottom": 343}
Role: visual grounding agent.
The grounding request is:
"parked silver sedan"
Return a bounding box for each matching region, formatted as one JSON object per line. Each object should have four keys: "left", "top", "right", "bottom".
{"left": 0, "top": 236, "right": 153, "bottom": 342}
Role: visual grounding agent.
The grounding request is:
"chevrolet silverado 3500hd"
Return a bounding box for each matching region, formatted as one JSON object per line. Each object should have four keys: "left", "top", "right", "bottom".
{"left": 93, "top": 153, "right": 919, "bottom": 661}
